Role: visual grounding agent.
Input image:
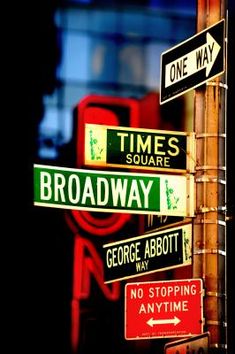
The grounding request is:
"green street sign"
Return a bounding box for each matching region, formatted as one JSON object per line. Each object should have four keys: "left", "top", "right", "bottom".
{"left": 103, "top": 222, "right": 192, "bottom": 283}
{"left": 84, "top": 124, "right": 195, "bottom": 173}
{"left": 34, "top": 164, "right": 194, "bottom": 216}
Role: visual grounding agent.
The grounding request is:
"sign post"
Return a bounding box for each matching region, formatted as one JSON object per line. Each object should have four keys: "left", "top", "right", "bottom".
{"left": 124, "top": 279, "right": 204, "bottom": 340}
{"left": 160, "top": 19, "right": 225, "bottom": 104}
{"left": 192, "top": 2, "right": 227, "bottom": 352}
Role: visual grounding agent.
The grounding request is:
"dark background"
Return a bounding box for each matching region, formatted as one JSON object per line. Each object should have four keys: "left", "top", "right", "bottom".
{"left": 12, "top": 1, "right": 234, "bottom": 353}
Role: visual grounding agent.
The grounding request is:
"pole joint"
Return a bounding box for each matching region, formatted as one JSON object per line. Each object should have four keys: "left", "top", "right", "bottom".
{"left": 193, "top": 248, "right": 226, "bottom": 256}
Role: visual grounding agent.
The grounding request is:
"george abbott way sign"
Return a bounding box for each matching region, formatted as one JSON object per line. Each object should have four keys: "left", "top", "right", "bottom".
{"left": 102, "top": 223, "right": 192, "bottom": 283}
{"left": 34, "top": 164, "right": 194, "bottom": 216}
{"left": 160, "top": 19, "right": 225, "bottom": 104}
{"left": 164, "top": 332, "right": 210, "bottom": 354}
{"left": 124, "top": 279, "right": 204, "bottom": 340}
{"left": 84, "top": 124, "right": 195, "bottom": 173}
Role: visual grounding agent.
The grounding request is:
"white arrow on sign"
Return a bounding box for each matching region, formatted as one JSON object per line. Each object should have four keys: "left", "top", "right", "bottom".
{"left": 147, "top": 316, "right": 181, "bottom": 327}
{"left": 165, "top": 32, "right": 221, "bottom": 88}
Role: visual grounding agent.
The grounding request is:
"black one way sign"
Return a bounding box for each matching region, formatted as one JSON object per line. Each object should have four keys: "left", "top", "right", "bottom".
{"left": 160, "top": 19, "right": 225, "bottom": 104}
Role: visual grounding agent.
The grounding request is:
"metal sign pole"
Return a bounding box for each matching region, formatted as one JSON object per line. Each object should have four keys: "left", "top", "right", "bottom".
{"left": 193, "top": 0, "right": 227, "bottom": 352}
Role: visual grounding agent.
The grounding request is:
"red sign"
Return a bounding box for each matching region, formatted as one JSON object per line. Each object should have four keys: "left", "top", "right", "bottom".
{"left": 164, "top": 332, "right": 209, "bottom": 353}
{"left": 124, "top": 279, "right": 203, "bottom": 340}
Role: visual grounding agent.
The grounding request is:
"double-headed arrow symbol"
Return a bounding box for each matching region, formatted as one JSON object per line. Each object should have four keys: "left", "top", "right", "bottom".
{"left": 147, "top": 316, "right": 181, "bottom": 327}
{"left": 165, "top": 32, "right": 221, "bottom": 88}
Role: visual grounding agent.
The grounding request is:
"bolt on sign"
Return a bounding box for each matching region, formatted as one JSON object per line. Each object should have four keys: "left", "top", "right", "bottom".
{"left": 160, "top": 19, "right": 225, "bottom": 104}
{"left": 84, "top": 124, "right": 195, "bottom": 173}
{"left": 103, "top": 223, "right": 192, "bottom": 283}
{"left": 164, "top": 332, "right": 210, "bottom": 354}
{"left": 34, "top": 164, "right": 194, "bottom": 216}
{"left": 124, "top": 279, "right": 204, "bottom": 340}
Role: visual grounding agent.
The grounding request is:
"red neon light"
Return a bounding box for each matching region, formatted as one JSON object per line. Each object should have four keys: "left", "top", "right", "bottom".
{"left": 73, "top": 235, "right": 120, "bottom": 299}
{"left": 71, "top": 235, "right": 120, "bottom": 352}
{"left": 75, "top": 94, "right": 140, "bottom": 168}
{"left": 67, "top": 210, "right": 131, "bottom": 236}
{"left": 71, "top": 299, "right": 80, "bottom": 352}
{"left": 70, "top": 92, "right": 162, "bottom": 352}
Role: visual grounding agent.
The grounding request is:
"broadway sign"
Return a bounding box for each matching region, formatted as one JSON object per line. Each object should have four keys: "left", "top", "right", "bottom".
{"left": 84, "top": 124, "right": 195, "bottom": 173}
{"left": 34, "top": 164, "right": 194, "bottom": 216}
{"left": 125, "top": 279, "right": 204, "bottom": 340}
{"left": 103, "top": 223, "right": 192, "bottom": 283}
{"left": 160, "top": 19, "right": 225, "bottom": 104}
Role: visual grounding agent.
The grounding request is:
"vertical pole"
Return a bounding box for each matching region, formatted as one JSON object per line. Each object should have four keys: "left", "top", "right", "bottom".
{"left": 194, "top": 0, "right": 227, "bottom": 353}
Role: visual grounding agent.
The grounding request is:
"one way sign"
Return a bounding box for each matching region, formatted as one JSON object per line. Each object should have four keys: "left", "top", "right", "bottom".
{"left": 160, "top": 19, "right": 225, "bottom": 104}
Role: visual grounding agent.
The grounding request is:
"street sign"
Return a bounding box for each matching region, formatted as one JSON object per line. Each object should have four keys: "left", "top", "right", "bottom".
{"left": 160, "top": 19, "right": 225, "bottom": 104}
{"left": 34, "top": 164, "right": 194, "bottom": 216}
{"left": 84, "top": 124, "right": 195, "bottom": 173}
{"left": 124, "top": 279, "right": 204, "bottom": 340}
{"left": 164, "top": 332, "right": 210, "bottom": 354}
{"left": 103, "top": 223, "right": 192, "bottom": 283}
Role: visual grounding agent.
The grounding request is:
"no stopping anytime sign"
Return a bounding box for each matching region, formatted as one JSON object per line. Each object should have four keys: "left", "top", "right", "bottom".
{"left": 124, "top": 279, "right": 204, "bottom": 340}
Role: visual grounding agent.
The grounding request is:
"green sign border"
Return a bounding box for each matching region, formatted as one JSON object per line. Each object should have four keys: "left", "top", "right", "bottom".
{"left": 34, "top": 164, "right": 194, "bottom": 216}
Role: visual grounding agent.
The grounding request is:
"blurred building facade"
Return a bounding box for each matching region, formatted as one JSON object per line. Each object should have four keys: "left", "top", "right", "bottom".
{"left": 38, "top": 0, "right": 196, "bottom": 161}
